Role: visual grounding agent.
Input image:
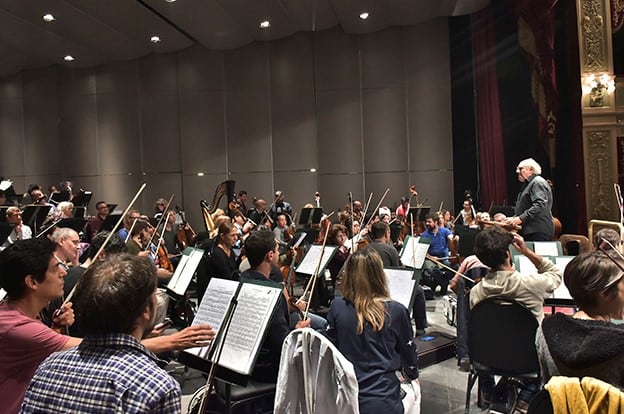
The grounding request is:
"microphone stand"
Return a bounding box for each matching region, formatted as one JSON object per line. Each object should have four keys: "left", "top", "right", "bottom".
{"left": 197, "top": 296, "right": 239, "bottom": 414}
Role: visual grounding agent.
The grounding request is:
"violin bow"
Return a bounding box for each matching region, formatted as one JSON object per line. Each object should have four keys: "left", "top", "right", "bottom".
{"left": 410, "top": 213, "right": 417, "bottom": 268}
{"left": 62, "top": 182, "right": 147, "bottom": 305}
{"left": 363, "top": 188, "right": 390, "bottom": 230}
{"left": 598, "top": 238, "right": 624, "bottom": 290}
{"left": 146, "top": 194, "right": 174, "bottom": 251}
{"left": 302, "top": 225, "right": 330, "bottom": 320}
{"left": 426, "top": 254, "right": 475, "bottom": 284}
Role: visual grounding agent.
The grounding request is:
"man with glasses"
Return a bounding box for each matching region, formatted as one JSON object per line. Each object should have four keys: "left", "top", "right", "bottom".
{"left": 86, "top": 201, "right": 109, "bottom": 241}
{"left": 506, "top": 158, "right": 554, "bottom": 241}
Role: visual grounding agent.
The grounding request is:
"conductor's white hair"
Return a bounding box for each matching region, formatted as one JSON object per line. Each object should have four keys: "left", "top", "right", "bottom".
{"left": 517, "top": 158, "right": 542, "bottom": 175}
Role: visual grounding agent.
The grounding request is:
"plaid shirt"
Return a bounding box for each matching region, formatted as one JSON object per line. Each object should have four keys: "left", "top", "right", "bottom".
{"left": 20, "top": 333, "right": 181, "bottom": 414}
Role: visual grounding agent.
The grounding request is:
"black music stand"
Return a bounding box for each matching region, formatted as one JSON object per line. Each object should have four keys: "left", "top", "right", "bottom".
{"left": 101, "top": 213, "right": 122, "bottom": 232}
{"left": 454, "top": 225, "right": 481, "bottom": 258}
{"left": 49, "top": 190, "right": 71, "bottom": 205}
{"left": 106, "top": 203, "right": 117, "bottom": 212}
{"left": 389, "top": 221, "right": 403, "bottom": 243}
{"left": 57, "top": 218, "right": 88, "bottom": 234}
{"left": 21, "top": 205, "right": 51, "bottom": 235}
{"left": 298, "top": 207, "right": 323, "bottom": 227}
{"left": 407, "top": 206, "right": 431, "bottom": 223}
{"left": 0, "top": 206, "right": 8, "bottom": 222}
{"left": 73, "top": 206, "right": 86, "bottom": 218}
{"left": 0, "top": 223, "right": 14, "bottom": 246}
{"left": 71, "top": 190, "right": 93, "bottom": 208}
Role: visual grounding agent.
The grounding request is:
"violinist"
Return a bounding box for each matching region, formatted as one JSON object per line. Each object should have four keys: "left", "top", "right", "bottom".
{"left": 117, "top": 209, "right": 141, "bottom": 242}
{"left": 273, "top": 213, "right": 292, "bottom": 254}
{"left": 153, "top": 197, "right": 167, "bottom": 221}
{"left": 160, "top": 209, "right": 182, "bottom": 256}
{"left": 369, "top": 222, "right": 401, "bottom": 266}
{"left": 126, "top": 219, "right": 173, "bottom": 284}
{"left": 50, "top": 227, "right": 81, "bottom": 268}
{"left": 457, "top": 199, "right": 475, "bottom": 227}
{"left": 323, "top": 224, "right": 350, "bottom": 304}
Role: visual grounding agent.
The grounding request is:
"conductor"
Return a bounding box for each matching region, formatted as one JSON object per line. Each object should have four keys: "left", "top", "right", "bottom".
{"left": 506, "top": 158, "right": 554, "bottom": 241}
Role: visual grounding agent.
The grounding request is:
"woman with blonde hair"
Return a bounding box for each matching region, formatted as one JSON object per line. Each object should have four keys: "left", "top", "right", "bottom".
{"left": 326, "top": 248, "right": 419, "bottom": 414}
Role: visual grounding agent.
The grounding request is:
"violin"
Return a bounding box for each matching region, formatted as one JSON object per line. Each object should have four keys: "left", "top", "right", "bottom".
{"left": 157, "top": 243, "right": 174, "bottom": 272}
{"left": 175, "top": 205, "right": 196, "bottom": 249}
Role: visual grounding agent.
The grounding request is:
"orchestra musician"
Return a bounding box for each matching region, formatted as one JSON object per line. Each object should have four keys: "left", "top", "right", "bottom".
{"left": 269, "top": 190, "right": 293, "bottom": 225}
{"left": 241, "top": 229, "right": 310, "bottom": 383}
{"left": 236, "top": 190, "right": 249, "bottom": 216}
{"left": 248, "top": 198, "right": 271, "bottom": 227}
{"left": 1, "top": 207, "right": 32, "bottom": 249}
{"left": 117, "top": 209, "right": 141, "bottom": 242}
{"left": 421, "top": 213, "right": 458, "bottom": 295}
{"left": 0, "top": 239, "right": 215, "bottom": 414}
{"left": 469, "top": 227, "right": 562, "bottom": 411}
{"left": 273, "top": 213, "right": 292, "bottom": 254}
{"left": 86, "top": 201, "right": 109, "bottom": 241}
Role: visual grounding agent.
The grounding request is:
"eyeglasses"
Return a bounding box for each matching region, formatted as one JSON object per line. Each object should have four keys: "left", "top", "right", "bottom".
{"left": 54, "top": 254, "right": 70, "bottom": 271}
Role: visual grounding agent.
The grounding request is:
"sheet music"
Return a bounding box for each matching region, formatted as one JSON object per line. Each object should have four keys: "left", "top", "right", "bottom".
{"left": 516, "top": 255, "right": 538, "bottom": 274}
{"left": 216, "top": 281, "right": 282, "bottom": 375}
{"left": 0, "top": 288, "right": 6, "bottom": 302}
{"left": 0, "top": 180, "right": 12, "bottom": 191}
{"left": 400, "top": 236, "right": 429, "bottom": 269}
{"left": 185, "top": 278, "right": 239, "bottom": 359}
{"left": 296, "top": 245, "right": 337, "bottom": 275}
{"left": 533, "top": 242, "right": 560, "bottom": 257}
{"left": 385, "top": 268, "right": 416, "bottom": 309}
{"left": 551, "top": 256, "right": 573, "bottom": 300}
{"left": 167, "top": 247, "right": 204, "bottom": 296}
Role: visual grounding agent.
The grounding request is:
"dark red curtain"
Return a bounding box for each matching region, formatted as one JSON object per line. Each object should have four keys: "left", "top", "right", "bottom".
{"left": 472, "top": 6, "right": 508, "bottom": 207}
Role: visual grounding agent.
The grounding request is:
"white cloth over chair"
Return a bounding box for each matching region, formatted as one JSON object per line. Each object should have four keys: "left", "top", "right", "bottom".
{"left": 274, "top": 328, "right": 360, "bottom": 414}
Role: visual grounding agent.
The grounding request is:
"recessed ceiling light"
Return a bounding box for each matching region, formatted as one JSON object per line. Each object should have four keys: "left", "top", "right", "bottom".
{"left": 197, "top": 172, "right": 205, "bottom": 177}
{"left": 259, "top": 20, "right": 271, "bottom": 29}
{"left": 359, "top": 12, "right": 369, "bottom": 20}
{"left": 64, "top": 55, "right": 74, "bottom": 62}
{"left": 165, "top": 0, "right": 176, "bottom": 2}
{"left": 43, "top": 14, "right": 55, "bottom": 22}
{"left": 150, "top": 36, "right": 161, "bottom": 43}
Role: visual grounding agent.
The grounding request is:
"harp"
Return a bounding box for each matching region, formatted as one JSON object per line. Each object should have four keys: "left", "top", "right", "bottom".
{"left": 200, "top": 180, "right": 236, "bottom": 232}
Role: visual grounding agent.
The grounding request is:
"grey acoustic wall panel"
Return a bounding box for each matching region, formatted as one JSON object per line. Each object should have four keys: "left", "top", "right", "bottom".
{"left": 58, "top": 93, "right": 98, "bottom": 177}
{"left": 179, "top": 90, "right": 227, "bottom": 174}
{"left": 360, "top": 29, "right": 405, "bottom": 89}
{"left": 269, "top": 33, "right": 314, "bottom": 90}
{"left": 224, "top": 42, "right": 268, "bottom": 91}
{"left": 177, "top": 45, "right": 224, "bottom": 92}
{"left": 0, "top": 96, "right": 25, "bottom": 176}
{"left": 314, "top": 27, "right": 360, "bottom": 91}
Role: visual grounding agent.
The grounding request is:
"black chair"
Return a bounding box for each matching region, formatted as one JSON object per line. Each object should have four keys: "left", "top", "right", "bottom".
{"left": 526, "top": 389, "right": 553, "bottom": 414}
{"left": 464, "top": 297, "right": 541, "bottom": 414}
{"left": 186, "top": 380, "right": 276, "bottom": 414}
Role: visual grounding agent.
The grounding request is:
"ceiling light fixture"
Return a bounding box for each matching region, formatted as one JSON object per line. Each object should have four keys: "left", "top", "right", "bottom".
{"left": 165, "top": 0, "right": 177, "bottom": 3}
{"left": 150, "top": 36, "right": 161, "bottom": 43}
{"left": 43, "top": 14, "right": 55, "bottom": 22}
{"left": 197, "top": 172, "right": 205, "bottom": 177}
{"left": 259, "top": 20, "right": 271, "bottom": 29}
{"left": 359, "top": 12, "right": 369, "bottom": 20}
{"left": 64, "top": 55, "right": 74, "bottom": 62}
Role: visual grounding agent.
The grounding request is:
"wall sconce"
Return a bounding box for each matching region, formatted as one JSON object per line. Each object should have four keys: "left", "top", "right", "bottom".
{"left": 582, "top": 73, "right": 616, "bottom": 107}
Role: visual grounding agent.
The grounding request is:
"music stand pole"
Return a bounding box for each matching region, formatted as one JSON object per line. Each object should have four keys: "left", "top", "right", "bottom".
{"left": 197, "top": 296, "right": 239, "bottom": 414}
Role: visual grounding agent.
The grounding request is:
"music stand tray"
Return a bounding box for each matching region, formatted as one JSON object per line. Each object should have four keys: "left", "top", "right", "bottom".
{"left": 407, "top": 206, "right": 431, "bottom": 222}
{"left": 298, "top": 207, "right": 323, "bottom": 227}
{"left": 49, "top": 191, "right": 71, "bottom": 205}
{"left": 71, "top": 190, "right": 93, "bottom": 208}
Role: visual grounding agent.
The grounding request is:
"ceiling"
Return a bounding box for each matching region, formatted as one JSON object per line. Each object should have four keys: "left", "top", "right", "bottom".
{"left": 0, "top": 0, "right": 489, "bottom": 78}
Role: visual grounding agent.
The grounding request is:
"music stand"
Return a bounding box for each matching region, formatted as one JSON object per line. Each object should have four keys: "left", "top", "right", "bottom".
{"left": 57, "top": 218, "right": 88, "bottom": 234}
{"left": 0, "top": 223, "right": 14, "bottom": 246}
{"left": 298, "top": 207, "right": 323, "bottom": 227}
{"left": 0, "top": 206, "right": 8, "bottom": 222}
{"left": 49, "top": 191, "right": 71, "bottom": 205}
{"left": 106, "top": 203, "right": 117, "bottom": 212}
{"left": 73, "top": 206, "right": 86, "bottom": 218}
{"left": 389, "top": 221, "right": 403, "bottom": 243}
{"left": 70, "top": 190, "right": 93, "bottom": 208}
{"left": 407, "top": 206, "right": 431, "bottom": 223}
{"left": 21, "top": 205, "right": 51, "bottom": 235}
{"left": 454, "top": 225, "right": 481, "bottom": 258}
{"left": 100, "top": 213, "right": 122, "bottom": 232}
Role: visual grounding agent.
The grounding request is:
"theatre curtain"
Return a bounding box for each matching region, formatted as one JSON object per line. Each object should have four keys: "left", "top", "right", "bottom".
{"left": 471, "top": 6, "right": 508, "bottom": 208}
